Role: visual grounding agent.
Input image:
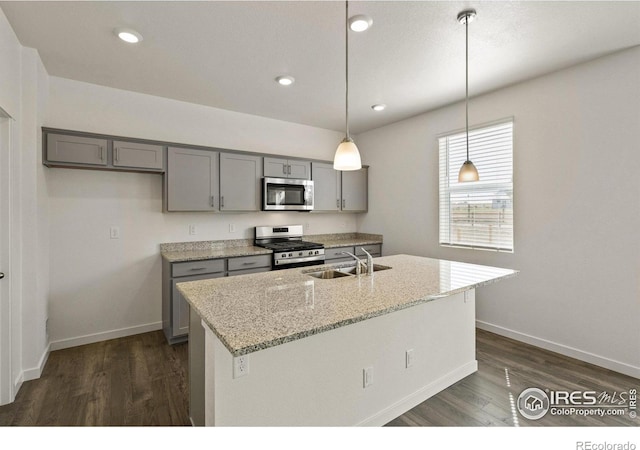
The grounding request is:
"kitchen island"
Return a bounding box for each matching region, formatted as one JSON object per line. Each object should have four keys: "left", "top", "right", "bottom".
{"left": 178, "top": 254, "right": 517, "bottom": 426}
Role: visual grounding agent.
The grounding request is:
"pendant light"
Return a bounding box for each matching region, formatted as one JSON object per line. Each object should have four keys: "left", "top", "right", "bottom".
{"left": 457, "top": 9, "right": 479, "bottom": 183}
{"left": 333, "top": 1, "right": 362, "bottom": 171}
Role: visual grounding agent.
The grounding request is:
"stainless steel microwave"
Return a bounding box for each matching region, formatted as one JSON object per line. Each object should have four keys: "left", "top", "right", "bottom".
{"left": 262, "top": 177, "right": 314, "bottom": 211}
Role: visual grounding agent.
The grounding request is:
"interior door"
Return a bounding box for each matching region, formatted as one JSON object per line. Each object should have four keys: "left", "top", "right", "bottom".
{"left": 0, "top": 109, "right": 13, "bottom": 405}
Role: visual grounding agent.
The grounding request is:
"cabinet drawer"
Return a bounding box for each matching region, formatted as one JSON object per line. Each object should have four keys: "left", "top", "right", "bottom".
{"left": 325, "top": 246, "right": 355, "bottom": 260}
{"left": 356, "top": 244, "right": 381, "bottom": 257}
{"left": 172, "top": 259, "right": 225, "bottom": 278}
{"left": 228, "top": 254, "right": 271, "bottom": 272}
{"left": 113, "top": 140, "right": 164, "bottom": 170}
{"left": 47, "top": 133, "right": 108, "bottom": 166}
{"left": 229, "top": 267, "right": 272, "bottom": 277}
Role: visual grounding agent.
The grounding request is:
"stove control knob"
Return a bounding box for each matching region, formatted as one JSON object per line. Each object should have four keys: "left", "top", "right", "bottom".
{"left": 298, "top": 252, "right": 303, "bottom": 256}
{"left": 315, "top": 251, "right": 319, "bottom": 255}
{"left": 308, "top": 251, "right": 313, "bottom": 256}
{"left": 288, "top": 253, "right": 292, "bottom": 257}
{"left": 281, "top": 253, "right": 287, "bottom": 258}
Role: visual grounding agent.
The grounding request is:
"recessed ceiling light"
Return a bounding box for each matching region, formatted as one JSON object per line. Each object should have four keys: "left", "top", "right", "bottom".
{"left": 349, "top": 14, "right": 373, "bottom": 32}
{"left": 275, "top": 76, "right": 295, "bottom": 86}
{"left": 114, "top": 28, "right": 143, "bottom": 44}
{"left": 371, "top": 104, "right": 386, "bottom": 112}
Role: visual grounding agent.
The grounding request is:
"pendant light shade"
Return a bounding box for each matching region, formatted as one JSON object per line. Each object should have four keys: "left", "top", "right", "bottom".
{"left": 334, "top": 1, "right": 362, "bottom": 171}
{"left": 334, "top": 137, "right": 362, "bottom": 171}
{"left": 457, "top": 9, "right": 479, "bottom": 183}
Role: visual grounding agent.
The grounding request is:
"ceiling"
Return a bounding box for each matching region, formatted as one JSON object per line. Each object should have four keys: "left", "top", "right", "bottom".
{"left": 2, "top": 1, "right": 639, "bottom": 134}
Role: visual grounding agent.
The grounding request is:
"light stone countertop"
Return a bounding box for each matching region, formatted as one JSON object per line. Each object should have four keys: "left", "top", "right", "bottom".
{"left": 177, "top": 254, "right": 518, "bottom": 356}
{"left": 160, "top": 233, "right": 383, "bottom": 262}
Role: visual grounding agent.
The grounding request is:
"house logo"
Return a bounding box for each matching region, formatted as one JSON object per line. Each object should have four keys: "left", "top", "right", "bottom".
{"left": 517, "top": 388, "right": 550, "bottom": 420}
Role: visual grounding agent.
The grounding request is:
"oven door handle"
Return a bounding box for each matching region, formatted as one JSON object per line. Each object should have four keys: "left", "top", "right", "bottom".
{"left": 274, "top": 255, "right": 325, "bottom": 267}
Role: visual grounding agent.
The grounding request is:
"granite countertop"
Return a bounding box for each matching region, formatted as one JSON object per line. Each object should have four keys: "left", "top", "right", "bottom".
{"left": 160, "top": 238, "right": 271, "bottom": 262}
{"left": 160, "top": 233, "right": 383, "bottom": 262}
{"left": 177, "top": 254, "right": 518, "bottom": 356}
{"left": 307, "top": 232, "right": 383, "bottom": 249}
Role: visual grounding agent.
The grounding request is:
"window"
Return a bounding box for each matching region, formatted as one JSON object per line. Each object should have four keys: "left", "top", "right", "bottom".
{"left": 439, "top": 120, "right": 513, "bottom": 252}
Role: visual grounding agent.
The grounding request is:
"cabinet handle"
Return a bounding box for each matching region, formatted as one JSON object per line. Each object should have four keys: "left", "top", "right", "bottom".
{"left": 287, "top": 165, "right": 291, "bottom": 175}
{"left": 189, "top": 267, "right": 207, "bottom": 271}
{"left": 337, "top": 199, "right": 340, "bottom": 208}
{"left": 283, "top": 165, "right": 287, "bottom": 175}
{"left": 100, "top": 146, "right": 105, "bottom": 161}
{"left": 210, "top": 196, "right": 215, "bottom": 208}
{"left": 114, "top": 147, "right": 119, "bottom": 162}
{"left": 342, "top": 199, "right": 346, "bottom": 208}
{"left": 242, "top": 262, "right": 257, "bottom": 265}
{"left": 221, "top": 196, "right": 224, "bottom": 208}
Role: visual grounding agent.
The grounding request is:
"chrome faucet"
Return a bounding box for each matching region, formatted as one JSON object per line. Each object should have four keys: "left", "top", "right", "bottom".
{"left": 341, "top": 249, "right": 374, "bottom": 275}
{"left": 360, "top": 248, "right": 374, "bottom": 275}
{"left": 341, "top": 251, "right": 364, "bottom": 275}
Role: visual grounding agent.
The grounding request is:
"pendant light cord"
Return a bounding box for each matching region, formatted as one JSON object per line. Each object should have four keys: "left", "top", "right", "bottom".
{"left": 465, "top": 16, "right": 469, "bottom": 162}
{"left": 345, "top": 1, "right": 350, "bottom": 140}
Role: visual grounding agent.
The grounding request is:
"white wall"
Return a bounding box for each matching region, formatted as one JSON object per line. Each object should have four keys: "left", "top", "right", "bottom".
{"left": 0, "top": 7, "right": 50, "bottom": 403}
{"left": 45, "top": 77, "right": 357, "bottom": 348}
{"left": 357, "top": 47, "right": 640, "bottom": 377}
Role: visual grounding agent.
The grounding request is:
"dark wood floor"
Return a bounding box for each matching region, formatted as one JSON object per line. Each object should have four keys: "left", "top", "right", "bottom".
{"left": 0, "top": 329, "right": 637, "bottom": 426}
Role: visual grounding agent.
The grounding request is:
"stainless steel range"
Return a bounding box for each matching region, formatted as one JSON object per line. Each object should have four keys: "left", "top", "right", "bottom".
{"left": 254, "top": 225, "right": 325, "bottom": 270}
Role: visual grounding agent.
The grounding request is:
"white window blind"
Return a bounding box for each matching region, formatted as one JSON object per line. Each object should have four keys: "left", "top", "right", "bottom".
{"left": 439, "top": 120, "right": 514, "bottom": 252}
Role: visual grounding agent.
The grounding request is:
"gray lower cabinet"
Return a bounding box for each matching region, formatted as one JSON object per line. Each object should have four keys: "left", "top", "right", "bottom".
{"left": 325, "top": 244, "right": 382, "bottom": 264}
{"left": 163, "top": 258, "right": 226, "bottom": 344}
{"left": 220, "top": 153, "right": 262, "bottom": 211}
{"left": 264, "top": 157, "right": 311, "bottom": 180}
{"left": 312, "top": 163, "right": 368, "bottom": 213}
{"left": 46, "top": 133, "right": 108, "bottom": 166}
{"left": 166, "top": 147, "right": 219, "bottom": 212}
{"left": 113, "top": 140, "right": 163, "bottom": 170}
{"left": 169, "top": 253, "right": 271, "bottom": 427}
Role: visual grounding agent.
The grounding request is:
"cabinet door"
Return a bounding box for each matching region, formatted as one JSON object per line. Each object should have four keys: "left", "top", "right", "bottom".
{"left": 172, "top": 271, "right": 224, "bottom": 338}
{"left": 288, "top": 160, "right": 311, "bottom": 180}
{"left": 264, "top": 157, "right": 289, "bottom": 178}
{"left": 341, "top": 168, "right": 368, "bottom": 212}
{"left": 46, "top": 133, "right": 108, "bottom": 166}
{"left": 312, "top": 162, "right": 341, "bottom": 212}
{"left": 167, "top": 147, "right": 219, "bottom": 212}
{"left": 220, "top": 153, "right": 262, "bottom": 211}
{"left": 113, "top": 140, "right": 164, "bottom": 170}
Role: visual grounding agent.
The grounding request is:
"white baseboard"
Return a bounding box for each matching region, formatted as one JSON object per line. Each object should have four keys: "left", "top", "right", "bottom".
{"left": 476, "top": 320, "right": 640, "bottom": 379}
{"left": 357, "top": 360, "right": 478, "bottom": 426}
{"left": 12, "top": 372, "right": 24, "bottom": 403}
{"left": 50, "top": 321, "right": 163, "bottom": 351}
{"left": 22, "top": 343, "right": 51, "bottom": 382}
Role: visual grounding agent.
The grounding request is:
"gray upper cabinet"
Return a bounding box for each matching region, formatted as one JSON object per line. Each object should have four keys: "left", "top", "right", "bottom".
{"left": 46, "top": 133, "right": 108, "bottom": 166}
{"left": 264, "top": 156, "right": 311, "bottom": 180}
{"left": 166, "top": 147, "right": 219, "bottom": 212}
{"left": 113, "top": 140, "right": 164, "bottom": 170}
{"left": 341, "top": 168, "right": 368, "bottom": 212}
{"left": 312, "top": 162, "right": 341, "bottom": 212}
{"left": 312, "top": 163, "right": 368, "bottom": 213}
{"left": 220, "top": 153, "right": 262, "bottom": 211}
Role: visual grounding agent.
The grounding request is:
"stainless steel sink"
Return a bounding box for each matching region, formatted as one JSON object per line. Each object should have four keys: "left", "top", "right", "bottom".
{"left": 306, "top": 269, "right": 352, "bottom": 279}
{"left": 336, "top": 264, "right": 392, "bottom": 275}
{"left": 305, "top": 264, "right": 392, "bottom": 279}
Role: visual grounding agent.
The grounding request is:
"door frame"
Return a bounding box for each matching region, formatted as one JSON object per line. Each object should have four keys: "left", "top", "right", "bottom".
{"left": 0, "top": 107, "right": 15, "bottom": 405}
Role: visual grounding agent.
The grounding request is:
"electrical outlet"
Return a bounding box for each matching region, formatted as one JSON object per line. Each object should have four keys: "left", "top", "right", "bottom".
{"left": 229, "top": 223, "right": 236, "bottom": 233}
{"left": 189, "top": 224, "right": 197, "bottom": 235}
{"left": 406, "top": 349, "right": 414, "bottom": 368}
{"left": 233, "top": 355, "right": 249, "bottom": 378}
{"left": 109, "top": 226, "right": 120, "bottom": 239}
{"left": 363, "top": 367, "right": 373, "bottom": 388}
